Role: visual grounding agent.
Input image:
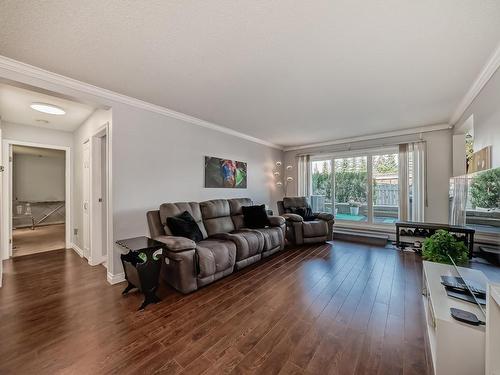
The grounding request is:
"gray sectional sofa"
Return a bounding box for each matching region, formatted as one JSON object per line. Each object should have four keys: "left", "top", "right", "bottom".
{"left": 147, "top": 198, "right": 286, "bottom": 293}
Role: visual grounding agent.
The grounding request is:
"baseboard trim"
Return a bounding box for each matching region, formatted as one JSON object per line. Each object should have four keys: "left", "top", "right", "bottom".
{"left": 107, "top": 272, "right": 125, "bottom": 285}
{"left": 71, "top": 243, "right": 84, "bottom": 257}
{"left": 88, "top": 256, "right": 107, "bottom": 266}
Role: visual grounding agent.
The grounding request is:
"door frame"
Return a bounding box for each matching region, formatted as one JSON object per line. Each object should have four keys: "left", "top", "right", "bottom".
{"left": 83, "top": 122, "right": 112, "bottom": 267}
{"left": 1, "top": 139, "right": 71, "bottom": 260}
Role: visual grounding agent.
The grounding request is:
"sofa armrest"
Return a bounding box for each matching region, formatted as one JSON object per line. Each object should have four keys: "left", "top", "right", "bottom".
{"left": 154, "top": 235, "right": 196, "bottom": 252}
{"left": 315, "top": 212, "right": 334, "bottom": 221}
{"left": 268, "top": 216, "right": 285, "bottom": 227}
{"left": 282, "top": 213, "right": 304, "bottom": 222}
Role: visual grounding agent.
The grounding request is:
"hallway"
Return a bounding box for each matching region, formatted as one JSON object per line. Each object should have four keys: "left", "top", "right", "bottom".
{"left": 12, "top": 223, "right": 65, "bottom": 257}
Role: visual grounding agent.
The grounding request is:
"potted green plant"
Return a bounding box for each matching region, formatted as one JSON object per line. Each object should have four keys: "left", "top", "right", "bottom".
{"left": 348, "top": 199, "right": 361, "bottom": 215}
{"left": 422, "top": 230, "right": 469, "bottom": 265}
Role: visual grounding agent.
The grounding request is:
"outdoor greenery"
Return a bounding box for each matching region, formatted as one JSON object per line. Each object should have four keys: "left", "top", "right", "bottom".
{"left": 422, "top": 230, "right": 469, "bottom": 265}
{"left": 374, "top": 154, "right": 398, "bottom": 174}
{"left": 312, "top": 161, "right": 332, "bottom": 200}
{"left": 334, "top": 171, "right": 367, "bottom": 203}
{"left": 312, "top": 155, "right": 398, "bottom": 205}
{"left": 470, "top": 168, "right": 500, "bottom": 209}
{"left": 465, "top": 133, "right": 474, "bottom": 172}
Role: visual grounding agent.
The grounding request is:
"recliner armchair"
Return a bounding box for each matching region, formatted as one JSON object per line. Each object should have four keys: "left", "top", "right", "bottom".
{"left": 277, "top": 196, "right": 334, "bottom": 245}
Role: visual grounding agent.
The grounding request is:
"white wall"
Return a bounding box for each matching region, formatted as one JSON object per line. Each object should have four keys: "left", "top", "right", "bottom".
{"left": 456, "top": 68, "right": 500, "bottom": 168}
{"left": 69, "top": 104, "right": 283, "bottom": 275}
{"left": 284, "top": 129, "right": 453, "bottom": 224}
{"left": 2, "top": 121, "right": 73, "bottom": 148}
{"left": 0, "top": 65, "right": 283, "bottom": 279}
{"left": 110, "top": 104, "right": 282, "bottom": 273}
{"left": 72, "top": 109, "right": 111, "bottom": 250}
{"left": 452, "top": 134, "right": 467, "bottom": 177}
{"left": 13, "top": 152, "right": 65, "bottom": 201}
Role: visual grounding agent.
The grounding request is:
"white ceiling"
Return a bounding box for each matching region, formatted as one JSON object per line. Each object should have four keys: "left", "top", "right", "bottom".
{"left": 0, "top": 1, "right": 499, "bottom": 147}
{"left": 0, "top": 84, "right": 95, "bottom": 132}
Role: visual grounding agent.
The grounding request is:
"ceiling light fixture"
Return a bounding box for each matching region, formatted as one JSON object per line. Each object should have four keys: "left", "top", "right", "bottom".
{"left": 30, "top": 102, "right": 66, "bottom": 115}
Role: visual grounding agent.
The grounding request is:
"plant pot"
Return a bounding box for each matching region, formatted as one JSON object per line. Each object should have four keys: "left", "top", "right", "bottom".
{"left": 350, "top": 207, "right": 359, "bottom": 216}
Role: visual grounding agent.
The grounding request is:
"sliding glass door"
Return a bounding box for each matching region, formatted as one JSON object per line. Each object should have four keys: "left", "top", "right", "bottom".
{"left": 311, "top": 160, "right": 332, "bottom": 213}
{"left": 333, "top": 156, "right": 368, "bottom": 222}
{"left": 372, "top": 153, "right": 399, "bottom": 224}
{"left": 310, "top": 148, "right": 400, "bottom": 226}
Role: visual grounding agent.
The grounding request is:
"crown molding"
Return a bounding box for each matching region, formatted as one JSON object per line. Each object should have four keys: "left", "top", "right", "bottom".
{"left": 449, "top": 42, "right": 500, "bottom": 125}
{"left": 0, "top": 55, "right": 283, "bottom": 150}
{"left": 283, "top": 123, "right": 451, "bottom": 152}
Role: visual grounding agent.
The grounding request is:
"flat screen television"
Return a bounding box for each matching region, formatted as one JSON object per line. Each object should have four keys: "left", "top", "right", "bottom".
{"left": 449, "top": 167, "right": 500, "bottom": 235}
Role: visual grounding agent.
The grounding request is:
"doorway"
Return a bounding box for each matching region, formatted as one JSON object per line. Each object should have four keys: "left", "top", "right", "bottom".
{"left": 82, "top": 123, "right": 109, "bottom": 266}
{"left": 2, "top": 141, "right": 71, "bottom": 258}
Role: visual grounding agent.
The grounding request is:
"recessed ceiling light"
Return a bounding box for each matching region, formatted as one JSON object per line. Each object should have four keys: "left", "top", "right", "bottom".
{"left": 30, "top": 102, "right": 66, "bottom": 115}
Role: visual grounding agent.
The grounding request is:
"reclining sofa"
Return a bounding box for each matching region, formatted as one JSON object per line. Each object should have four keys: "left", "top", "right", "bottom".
{"left": 147, "top": 198, "right": 285, "bottom": 293}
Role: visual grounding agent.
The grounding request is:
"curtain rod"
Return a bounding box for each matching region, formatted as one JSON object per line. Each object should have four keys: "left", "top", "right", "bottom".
{"left": 295, "top": 135, "right": 425, "bottom": 157}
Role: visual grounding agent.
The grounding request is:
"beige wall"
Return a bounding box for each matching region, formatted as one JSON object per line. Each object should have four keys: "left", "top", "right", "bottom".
{"left": 284, "top": 129, "right": 453, "bottom": 224}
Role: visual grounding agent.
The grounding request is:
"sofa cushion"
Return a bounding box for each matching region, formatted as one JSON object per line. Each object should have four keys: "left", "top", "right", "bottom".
{"left": 252, "top": 227, "right": 284, "bottom": 251}
{"left": 196, "top": 239, "right": 236, "bottom": 278}
{"left": 228, "top": 198, "right": 253, "bottom": 230}
{"left": 167, "top": 211, "right": 203, "bottom": 242}
{"left": 242, "top": 205, "right": 271, "bottom": 229}
{"left": 160, "top": 202, "right": 208, "bottom": 239}
{"left": 302, "top": 220, "right": 328, "bottom": 238}
{"left": 200, "top": 199, "right": 235, "bottom": 236}
{"left": 220, "top": 231, "right": 265, "bottom": 261}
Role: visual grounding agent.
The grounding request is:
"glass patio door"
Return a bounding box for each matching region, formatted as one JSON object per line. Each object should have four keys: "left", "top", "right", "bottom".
{"left": 372, "top": 152, "right": 399, "bottom": 224}
{"left": 333, "top": 156, "right": 368, "bottom": 222}
{"left": 309, "top": 148, "right": 400, "bottom": 226}
{"left": 310, "top": 159, "right": 332, "bottom": 213}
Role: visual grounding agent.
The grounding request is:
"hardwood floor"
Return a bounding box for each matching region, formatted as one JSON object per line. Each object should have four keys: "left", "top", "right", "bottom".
{"left": 0, "top": 241, "right": 430, "bottom": 375}
{"left": 12, "top": 223, "right": 65, "bottom": 257}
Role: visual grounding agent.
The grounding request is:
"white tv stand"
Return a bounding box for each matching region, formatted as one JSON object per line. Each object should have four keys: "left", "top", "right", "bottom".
{"left": 486, "top": 283, "right": 500, "bottom": 375}
{"left": 422, "top": 261, "right": 487, "bottom": 375}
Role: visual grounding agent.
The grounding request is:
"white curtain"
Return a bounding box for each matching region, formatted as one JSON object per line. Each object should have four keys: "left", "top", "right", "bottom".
{"left": 399, "top": 142, "right": 426, "bottom": 222}
{"left": 450, "top": 175, "right": 468, "bottom": 226}
{"left": 398, "top": 144, "right": 409, "bottom": 220}
{"left": 297, "top": 154, "right": 311, "bottom": 197}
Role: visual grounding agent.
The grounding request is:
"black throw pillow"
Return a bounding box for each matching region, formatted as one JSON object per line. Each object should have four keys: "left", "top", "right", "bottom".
{"left": 167, "top": 211, "right": 203, "bottom": 242}
{"left": 242, "top": 204, "right": 271, "bottom": 229}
